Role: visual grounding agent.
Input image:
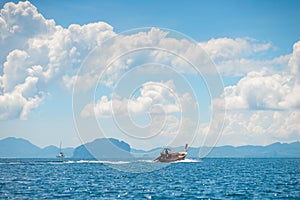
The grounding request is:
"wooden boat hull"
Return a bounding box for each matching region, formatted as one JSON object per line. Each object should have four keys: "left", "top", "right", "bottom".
{"left": 154, "top": 151, "right": 187, "bottom": 162}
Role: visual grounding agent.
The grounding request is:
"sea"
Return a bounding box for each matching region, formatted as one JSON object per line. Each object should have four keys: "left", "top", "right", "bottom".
{"left": 0, "top": 158, "right": 299, "bottom": 199}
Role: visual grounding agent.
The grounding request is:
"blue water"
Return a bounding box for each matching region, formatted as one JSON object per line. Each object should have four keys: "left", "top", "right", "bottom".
{"left": 0, "top": 158, "right": 299, "bottom": 199}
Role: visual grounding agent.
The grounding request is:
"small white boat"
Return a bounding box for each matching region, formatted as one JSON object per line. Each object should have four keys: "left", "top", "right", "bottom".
{"left": 56, "top": 142, "right": 66, "bottom": 158}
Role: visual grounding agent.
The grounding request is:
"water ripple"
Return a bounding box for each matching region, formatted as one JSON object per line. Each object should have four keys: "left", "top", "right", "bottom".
{"left": 0, "top": 158, "right": 299, "bottom": 199}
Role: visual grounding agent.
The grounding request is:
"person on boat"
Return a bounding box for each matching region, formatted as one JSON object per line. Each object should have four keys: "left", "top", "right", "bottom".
{"left": 164, "top": 148, "right": 170, "bottom": 158}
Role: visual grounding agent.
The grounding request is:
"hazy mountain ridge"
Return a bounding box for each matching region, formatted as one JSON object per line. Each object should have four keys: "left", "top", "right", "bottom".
{"left": 0, "top": 137, "right": 73, "bottom": 158}
{"left": 72, "top": 138, "right": 133, "bottom": 160}
{"left": 200, "top": 141, "right": 300, "bottom": 158}
{"left": 0, "top": 137, "right": 299, "bottom": 158}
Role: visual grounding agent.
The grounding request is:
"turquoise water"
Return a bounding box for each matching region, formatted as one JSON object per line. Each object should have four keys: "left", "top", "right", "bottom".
{"left": 0, "top": 158, "right": 299, "bottom": 199}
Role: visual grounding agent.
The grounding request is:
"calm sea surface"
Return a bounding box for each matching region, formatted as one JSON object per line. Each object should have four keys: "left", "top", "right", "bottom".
{"left": 0, "top": 158, "right": 299, "bottom": 199}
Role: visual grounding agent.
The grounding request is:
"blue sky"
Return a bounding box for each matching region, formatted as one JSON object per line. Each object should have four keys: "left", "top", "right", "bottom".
{"left": 0, "top": 0, "right": 299, "bottom": 149}
{"left": 3, "top": 0, "right": 299, "bottom": 50}
{"left": 29, "top": 0, "right": 300, "bottom": 52}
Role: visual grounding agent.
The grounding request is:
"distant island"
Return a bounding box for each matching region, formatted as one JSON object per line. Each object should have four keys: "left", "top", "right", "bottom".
{"left": 0, "top": 137, "right": 299, "bottom": 159}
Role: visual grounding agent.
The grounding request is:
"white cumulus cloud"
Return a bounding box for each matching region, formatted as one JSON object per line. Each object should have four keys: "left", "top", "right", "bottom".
{"left": 0, "top": 76, "right": 45, "bottom": 120}
{"left": 0, "top": 0, "right": 298, "bottom": 125}
{"left": 218, "top": 110, "right": 300, "bottom": 146}
{"left": 200, "top": 37, "right": 272, "bottom": 60}
{"left": 214, "top": 38, "right": 300, "bottom": 111}
{"left": 0, "top": 1, "right": 116, "bottom": 120}
{"left": 81, "top": 80, "right": 196, "bottom": 118}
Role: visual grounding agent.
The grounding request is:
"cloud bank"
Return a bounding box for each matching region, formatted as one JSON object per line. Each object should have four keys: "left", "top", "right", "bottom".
{"left": 0, "top": 1, "right": 115, "bottom": 119}
{"left": 214, "top": 40, "right": 300, "bottom": 111}
{"left": 0, "top": 1, "right": 299, "bottom": 146}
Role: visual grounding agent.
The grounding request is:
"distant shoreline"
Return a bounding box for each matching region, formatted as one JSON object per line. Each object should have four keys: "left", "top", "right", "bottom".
{"left": 0, "top": 137, "right": 299, "bottom": 159}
